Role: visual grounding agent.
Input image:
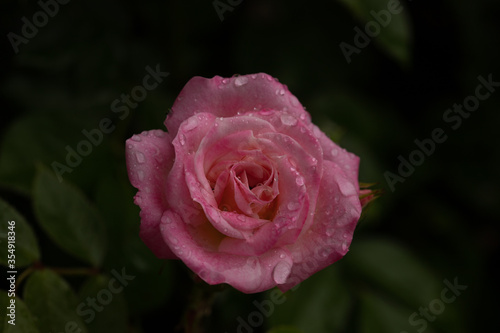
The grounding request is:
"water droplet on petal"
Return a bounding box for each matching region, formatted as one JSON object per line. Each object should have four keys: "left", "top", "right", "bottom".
{"left": 279, "top": 253, "right": 286, "bottom": 259}
{"left": 287, "top": 201, "right": 301, "bottom": 211}
{"left": 341, "top": 242, "right": 348, "bottom": 252}
{"left": 290, "top": 95, "right": 300, "bottom": 107}
{"left": 272, "top": 261, "right": 291, "bottom": 284}
{"left": 222, "top": 78, "right": 229, "bottom": 84}
{"left": 338, "top": 181, "right": 356, "bottom": 197}
{"left": 131, "top": 135, "right": 142, "bottom": 142}
{"left": 184, "top": 117, "right": 199, "bottom": 131}
{"left": 234, "top": 76, "right": 249, "bottom": 87}
{"left": 137, "top": 170, "right": 144, "bottom": 181}
{"left": 237, "top": 215, "right": 246, "bottom": 222}
{"left": 246, "top": 257, "right": 258, "bottom": 268}
{"left": 179, "top": 133, "right": 186, "bottom": 146}
{"left": 295, "top": 176, "right": 304, "bottom": 186}
{"left": 280, "top": 114, "right": 298, "bottom": 126}
{"left": 331, "top": 148, "right": 339, "bottom": 156}
{"left": 153, "top": 130, "right": 165, "bottom": 138}
{"left": 171, "top": 237, "right": 178, "bottom": 245}
{"left": 136, "top": 152, "right": 145, "bottom": 163}
{"left": 161, "top": 214, "right": 171, "bottom": 224}
{"left": 251, "top": 74, "right": 257, "bottom": 79}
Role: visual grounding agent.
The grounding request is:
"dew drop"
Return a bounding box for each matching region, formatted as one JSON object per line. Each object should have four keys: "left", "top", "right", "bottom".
{"left": 266, "top": 75, "right": 273, "bottom": 81}
{"left": 234, "top": 76, "right": 249, "bottom": 87}
{"left": 287, "top": 201, "right": 301, "bottom": 211}
{"left": 161, "top": 214, "right": 171, "bottom": 224}
{"left": 295, "top": 176, "right": 304, "bottom": 186}
{"left": 137, "top": 170, "right": 145, "bottom": 181}
{"left": 338, "top": 181, "right": 356, "bottom": 197}
{"left": 279, "top": 253, "right": 286, "bottom": 259}
{"left": 272, "top": 261, "right": 291, "bottom": 284}
{"left": 153, "top": 130, "right": 165, "bottom": 138}
{"left": 237, "top": 215, "right": 246, "bottom": 222}
{"left": 179, "top": 133, "right": 186, "bottom": 146}
{"left": 136, "top": 152, "right": 145, "bottom": 163}
{"left": 222, "top": 78, "right": 229, "bottom": 84}
{"left": 290, "top": 95, "right": 300, "bottom": 107}
{"left": 171, "top": 237, "right": 178, "bottom": 245}
{"left": 251, "top": 74, "right": 257, "bottom": 79}
{"left": 184, "top": 117, "right": 199, "bottom": 131}
{"left": 275, "top": 88, "right": 286, "bottom": 96}
{"left": 341, "top": 242, "right": 348, "bottom": 252}
{"left": 127, "top": 144, "right": 133, "bottom": 149}
{"left": 299, "top": 113, "right": 306, "bottom": 121}
{"left": 199, "top": 270, "right": 209, "bottom": 280}
{"left": 246, "top": 257, "right": 258, "bottom": 268}
{"left": 280, "top": 114, "right": 298, "bottom": 126}
{"left": 331, "top": 148, "right": 339, "bottom": 156}
{"left": 131, "top": 135, "right": 142, "bottom": 142}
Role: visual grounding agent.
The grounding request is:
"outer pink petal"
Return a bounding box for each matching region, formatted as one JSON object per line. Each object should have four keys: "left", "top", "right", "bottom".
{"left": 311, "top": 123, "right": 360, "bottom": 188}
{"left": 159, "top": 209, "right": 294, "bottom": 293}
{"left": 279, "top": 160, "right": 362, "bottom": 292}
{"left": 165, "top": 73, "right": 310, "bottom": 137}
{"left": 125, "top": 130, "right": 177, "bottom": 259}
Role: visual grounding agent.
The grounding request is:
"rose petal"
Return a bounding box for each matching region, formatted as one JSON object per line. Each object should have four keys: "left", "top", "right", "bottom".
{"left": 311, "top": 123, "right": 360, "bottom": 187}
{"left": 165, "top": 74, "right": 310, "bottom": 138}
{"left": 125, "top": 130, "right": 177, "bottom": 259}
{"left": 278, "top": 160, "right": 361, "bottom": 292}
{"left": 160, "top": 209, "right": 294, "bottom": 293}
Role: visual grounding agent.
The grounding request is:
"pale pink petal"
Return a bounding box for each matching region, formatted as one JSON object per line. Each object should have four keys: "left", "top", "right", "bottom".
{"left": 160, "top": 209, "right": 294, "bottom": 293}
{"left": 311, "top": 123, "right": 360, "bottom": 188}
{"left": 279, "top": 160, "right": 361, "bottom": 292}
{"left": 125, "top": 130, "right": 177, "bottom": 259}
{"left": 165, "top": 74, "right": 310, "bottom": 137}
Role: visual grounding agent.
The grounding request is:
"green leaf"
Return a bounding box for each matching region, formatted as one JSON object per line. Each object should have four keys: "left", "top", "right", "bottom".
{"left": 95, "top": 174, "right": 173, "bottom": 315}
{"left": 268, "top": 266, "right": 353, "bottom": 333}
{"left": 337, "top": 0, "right": 412, "bottom": 65}
{"left": 23, "top": 270, "right": 88, "bottom": 333}
{"left": 357, "top": 290, "right": 418, "bottom": 333}
{"left": 267, "top": 326, "right": 305, "bottom": 333}
{"left": 345, "top": 237, "right": 441, "bottom": 309}
{"left": 0, "top": 198, "right": 40, "bottom": 267}
{"left": 33, "top": 166, "right": 106, "bottom": 266}
{"left": 0, "top": 112, "right": 115, "bottom": 195}
{"left": 0, "top": 290, "right": 39, "bottom": 333}
{"left": 77, "top": 275, "right": 129, "bottom": 333}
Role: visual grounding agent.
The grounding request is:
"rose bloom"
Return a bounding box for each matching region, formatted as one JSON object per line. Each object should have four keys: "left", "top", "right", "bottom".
{"left": 126, "top": 73, "right": 362, "bottom": 293}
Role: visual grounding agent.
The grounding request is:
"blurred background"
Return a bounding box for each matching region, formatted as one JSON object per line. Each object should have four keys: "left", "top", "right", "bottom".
{"left": 0, "top": 0, "right": 499, "bottom": 332}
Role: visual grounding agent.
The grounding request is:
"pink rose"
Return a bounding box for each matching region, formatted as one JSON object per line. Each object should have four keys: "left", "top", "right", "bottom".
{"left": 126, "top": 73, "right": 362, "bottom": 293}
